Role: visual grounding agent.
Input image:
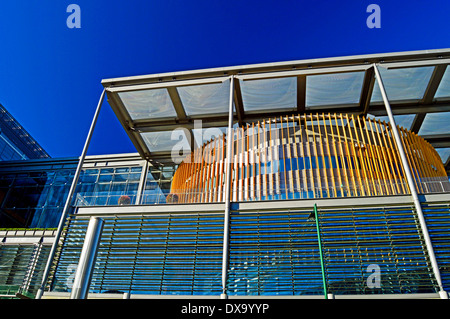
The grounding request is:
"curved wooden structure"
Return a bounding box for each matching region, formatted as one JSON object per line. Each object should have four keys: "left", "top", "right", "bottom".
{"left": 168, "top": 113, "right": 448, "bottom": 203}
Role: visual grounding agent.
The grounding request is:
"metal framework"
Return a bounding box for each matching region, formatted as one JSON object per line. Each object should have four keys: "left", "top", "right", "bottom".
{"left": 33, "top": 49, "right": 450, "bottom": 299}
{"left": 101, "top": 49, "right": 450, "bottom": 170}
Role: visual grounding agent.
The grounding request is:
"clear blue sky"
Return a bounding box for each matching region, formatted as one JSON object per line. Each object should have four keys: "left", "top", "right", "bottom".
{"left": 0, "top": 0, "right": 449, "bottom": 158}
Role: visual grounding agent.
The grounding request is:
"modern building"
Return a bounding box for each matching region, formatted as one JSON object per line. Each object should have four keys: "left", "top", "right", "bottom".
{"left": 0, "top": 49, "right": 450, "bottom": 299}
{"left": 0, "top": 103, "right": 49, "bottom": 161}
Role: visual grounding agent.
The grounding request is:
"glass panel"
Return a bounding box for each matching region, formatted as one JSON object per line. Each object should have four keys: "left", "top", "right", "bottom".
{"left": 240, "top": 77, "right": 296, "bottom": 111}
{"left": 177, "top": 81, "right": 230, "bottom": 116}
{"left": 371, "top": 66, "right": 434, "bottom": 102}
{"left": 418, "top": 112, "right": 450, "bottom": 135}
{"left": 141, "top": 129, "right": 190, "bottom": 152}
{"left": 368, "top": 114, "right": 416, "bottom": 130}
{"left": 436, "top": 148, "right": 450, "bottom": 164}
{"left": 306, "top": 72, "right": 364, "bottom": 107}
{"left": 435, "top": 66, "right": 450, "bottom": 98}
{"left": 118, "top": 89, "right": 176, "bottom": 120}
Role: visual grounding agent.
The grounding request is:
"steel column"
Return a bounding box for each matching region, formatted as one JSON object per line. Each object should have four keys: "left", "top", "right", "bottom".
{"left": 221, "top": 76, "right": 235, "bottom": 299}
{"left": 373, "top": 64, "right": 447, "bottom": 298}
{"left": 314, "top": 204, "right": 328, "bottom": 299}
{"left": 35, "top": 89, "right": 106, "bottom": 299}
{"left": 70, "top": 217, "right": 105, "bottom": 299}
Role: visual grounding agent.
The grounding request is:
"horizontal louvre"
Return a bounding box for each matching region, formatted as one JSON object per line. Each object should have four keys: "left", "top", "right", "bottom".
{"left": 422, "top": 203, "right": 450, "bottom": 291}
{"left": 228, "top": 210, "right": 324, "bottom": 296}
{"left": 319, "top": 206, "right": 436, "bottom": 294}
{"left": 51, "top": 213, "right": 224, "bottom": 295}
{"left": 0, "top": 244, "right": 51, "bottom": 297}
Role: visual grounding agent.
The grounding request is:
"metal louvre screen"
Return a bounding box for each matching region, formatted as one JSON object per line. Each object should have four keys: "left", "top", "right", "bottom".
{"left": 319, "top": 206, "right": 437, "bottom": 294}
{"left": 422, "top": 203, "right": 450, "bottom": 291}
{"left": 0, "top": 244, "right": 51, "bottom": 297}
{"left": 51, "top": 213, "right": 224, "bottom": 295}
{"left": 48, "top": 203, "right": 445, "bottom": 297}
{"left": 227, "top": 206, "right": 438, "bottom": 296}
{"left": 227, "top": 210, "right": 325, "bottom": 296}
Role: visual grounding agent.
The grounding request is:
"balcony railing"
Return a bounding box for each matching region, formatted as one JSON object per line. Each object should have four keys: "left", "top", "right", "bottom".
{"left": 73, "top": 178, "right": 450, "bottom": 207}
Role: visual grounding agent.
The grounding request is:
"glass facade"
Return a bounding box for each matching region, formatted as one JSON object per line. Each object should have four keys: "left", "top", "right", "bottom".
{"left": 0, "top": 104, "right": 49, "bottom": 161}
{"left": 0, "top": 158, "right": 177, "bottom": 228}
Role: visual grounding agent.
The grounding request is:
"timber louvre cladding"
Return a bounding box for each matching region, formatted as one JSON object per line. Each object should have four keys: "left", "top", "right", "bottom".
{"left": 169, "top": 113, "right": 449, "bottom": 204}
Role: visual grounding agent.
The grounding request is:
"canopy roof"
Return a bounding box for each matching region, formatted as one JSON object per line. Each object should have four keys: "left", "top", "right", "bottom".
{"left": 101, "top": 49, "right": 450, "bottom": 172}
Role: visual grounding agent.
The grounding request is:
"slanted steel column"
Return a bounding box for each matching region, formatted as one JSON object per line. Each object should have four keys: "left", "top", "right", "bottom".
{"left": 70, "top": 217, "right": 104, "bottom": 299}
{"left": 36, "top": 89, "right": 106, "bottom": 299}
{"left": 373, "top": 64, "right": 447, "bottom": 298}
{"left": 313, "top": 204, "right": 328, "bottom": 299}
{"left": 221, "top": 76, "right": 235, "bottom": 299}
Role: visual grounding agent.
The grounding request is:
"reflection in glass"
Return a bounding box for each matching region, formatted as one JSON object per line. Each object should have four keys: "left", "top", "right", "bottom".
{"left": 178, "top": 81, "right": 230, "bottom": 116}
{"left": 418, "top": 112, "right": 450, "bottom": 135}
{"left": 118, "top": 89, "right": 176, "bottom": 120}
{"left": 306, "top": 72, "right": 364, "bottom": 107}
{"left": 371, "top": 67, "right": 434, "bottom": 102}
{"left": 435, "top": 66, "right": 450, "bottom": 98}
{"left": 240, "top": 77, "right": 296, "bottom": 111}
{"left": 436, "top": 148, "right": 450, "bottom": 164}
{"left": 141, "top": 129, "right": 190, "bottom": 153}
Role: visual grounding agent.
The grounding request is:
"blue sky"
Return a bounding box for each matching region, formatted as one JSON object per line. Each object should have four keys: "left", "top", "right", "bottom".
{"left": 0, "top": 0, "right": 449, "bottom": 158}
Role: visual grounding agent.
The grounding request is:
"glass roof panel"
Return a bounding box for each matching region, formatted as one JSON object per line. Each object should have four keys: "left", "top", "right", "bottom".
{"left": 435, "top": 66, "right": 450, "bottom": 98}
{"left": 368, "top": 114, "right": 416, "bottom": 130}
{"left": 436, "top": 148, "right": 450, "bottom": 165}
{"left": 418, "top": 111, "right": 450, "bottom": 135}
{"left": 240, "top": 77, "right": 296, "bottom": 112}
{"left": 306, "top": 72, "right": 365, "bottom": 107}
{"left": 371, "top": 66, "right": 434, "bottom": 102}
{"left": 141, "top": 129, "right": 190, "bottom": 153}
{"left": 177, "top": 81, "right": 230, "bottom": 116}
{"left": 118, "top": 89, "right": 176, "bottom": 120}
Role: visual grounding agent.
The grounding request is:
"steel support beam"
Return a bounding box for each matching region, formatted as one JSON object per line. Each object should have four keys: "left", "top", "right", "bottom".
{"left": 233, "top": 77, "right": 245, "bottom": 126}
{"left": 410, "top": 113, "right": 426, "bottom": 133}
{"left": 297, "top": 75, "right": 306, "bottom": 112}
{"left": 221, "top": 76, "right": 235, "bottom": 299}
{"left": 373, "top": 64, "right": 447, "bottom": 298}
{"left": 360, "top": 67, "right": 375, "bottom": 114}
{"left": 35, "top": 89, "right": 106, "bottom": 299}
{"left": 423, "top": 65, "right": 448, "bottom": 104}
{"left": 422, "top": 134, "right": 450, "bottom": 148}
